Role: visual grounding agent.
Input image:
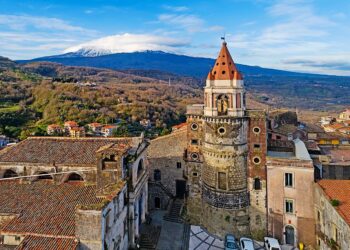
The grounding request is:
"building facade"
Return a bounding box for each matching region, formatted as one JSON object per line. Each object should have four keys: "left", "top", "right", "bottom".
{"left": 267, "top": 139, "right": 315, "bottom": 247}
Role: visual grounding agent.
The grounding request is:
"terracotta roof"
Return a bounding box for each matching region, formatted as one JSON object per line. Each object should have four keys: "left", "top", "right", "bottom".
{"left": 207, "top": 42, "right": 242, "bottom": 81}
{"left": 0, "top": 182, "right": 103, "bottom": 237}
{"left": 0, "top": 137, "right": 132, "bottom": 165}
{"left": 88, "top": 123, "right": 102, "bottom": 127}
{"left": 172, "top": 123, "right": 187, "bottom": 130}
{"left": 64, "top": 121, "right": 78, "bottom": 127}
{"left": 15, "top": 236, "right": 78, "bottom": 250}
{"left": 103, "top": 125, "right": 117, "bottom": 130}
{"left": 318, "top": 180, "right": 350, "bottom": 225}
{"left": 47, "top": 124, "right": 61, "bottom": 129}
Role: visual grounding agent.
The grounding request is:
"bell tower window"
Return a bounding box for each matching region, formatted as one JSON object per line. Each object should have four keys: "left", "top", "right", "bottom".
{"left": 217, "top": 94, "right": 228, "bottom": 116}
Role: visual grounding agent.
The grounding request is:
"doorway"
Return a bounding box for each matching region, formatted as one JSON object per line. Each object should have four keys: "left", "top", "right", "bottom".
{"left": 154, "top": 197, "right": 161, "bottom": 209}
{"left": 285, "top": 225, "right": 295, "bottom": 245}
{"left": 176, "top": 180, "right": 186, "bottom": 198}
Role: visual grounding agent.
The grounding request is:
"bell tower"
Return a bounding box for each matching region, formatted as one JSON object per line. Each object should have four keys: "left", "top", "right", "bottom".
{"left": 201, "top": 41, "right": 249, "bottom": 237}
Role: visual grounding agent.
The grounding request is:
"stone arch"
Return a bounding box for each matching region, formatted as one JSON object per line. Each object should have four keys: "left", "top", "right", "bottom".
{"left": 284, "top": 224, "right": 296, "bottom": 245}
{"left": 2, "top": 169, "right": 18, "bottom": 179}
{"left": 217, "top": 94, "right": 229, "bottom": 116}
{"left": 66, "top": 172, "right": 84, "bottom": 182}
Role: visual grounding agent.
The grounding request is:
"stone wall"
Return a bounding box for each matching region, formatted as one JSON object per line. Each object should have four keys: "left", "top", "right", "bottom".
{"left": 247, "top": 110, "right": 268, "bottom": 239}
{"left": 148, "top": 182, "right": 172, "bottom": 210}
{"left": 148, "top": 129, "right": 187, "bottom": 210}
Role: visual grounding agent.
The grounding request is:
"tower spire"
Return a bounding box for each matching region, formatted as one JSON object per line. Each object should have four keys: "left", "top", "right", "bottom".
{"left": 207, "top": 40, "right": 242, "bottom": 81}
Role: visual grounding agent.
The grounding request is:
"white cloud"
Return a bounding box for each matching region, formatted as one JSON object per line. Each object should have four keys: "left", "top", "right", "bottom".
{"left": 163, "top": 5, "right": 189, "bottom": 12}
{"left": 0, "top": 15, "right": 97, "bottom": 59}
{"left": 158, "top": 14, "right": 223, "bottom": 33}
{"left": 226, "top": 0, "right": 350, "bottom": 75}
{"left": 0, "top": 15, "right": 94, "bottom": 33}
{"left": 64, "top": 33, "right": 191, "bottom": 54}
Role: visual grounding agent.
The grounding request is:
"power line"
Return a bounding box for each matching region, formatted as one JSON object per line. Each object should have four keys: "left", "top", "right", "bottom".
{"left": 0, "top": 169, "right": 94, "bottom": 181}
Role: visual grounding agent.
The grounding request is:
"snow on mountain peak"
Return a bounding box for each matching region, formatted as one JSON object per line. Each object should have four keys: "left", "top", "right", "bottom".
{"left": 64, "top": 33, "right": 189, "bottom": 56}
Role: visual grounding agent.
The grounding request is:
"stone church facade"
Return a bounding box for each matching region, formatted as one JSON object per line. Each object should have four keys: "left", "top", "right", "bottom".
{"left": 185, "top": 42, "right": 267, "bottom": 238}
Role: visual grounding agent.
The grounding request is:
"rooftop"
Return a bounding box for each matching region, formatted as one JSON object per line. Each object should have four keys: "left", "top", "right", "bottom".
{"left": 148, "top": 129, "right": 187, "bottom": 158}
{"left": 318, "top": 180, "right": 350, "bottom": 225}
{"left": 321, "top": 147, "right": 350, "bottom": 165}
{"left": 0, "top": 182, "right": 103, "bottom": 237}
{"left": 16, "top": 235, "right": 78, "bottom": 250}
{"left": 0, "top": 137, "right": 134, "bottom": 165}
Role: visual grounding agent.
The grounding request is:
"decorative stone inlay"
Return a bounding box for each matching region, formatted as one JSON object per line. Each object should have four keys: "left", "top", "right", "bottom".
{"left": 202, "top": 184, "right": 249, "bottom": 209}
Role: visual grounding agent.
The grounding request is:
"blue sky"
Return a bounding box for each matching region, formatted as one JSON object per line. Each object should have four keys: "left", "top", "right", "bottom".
{"left": 0, "top": 0, "right": 349, "bottom": 75}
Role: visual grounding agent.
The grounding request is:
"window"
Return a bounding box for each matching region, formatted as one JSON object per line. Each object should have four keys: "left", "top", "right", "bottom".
{"left": 177, "top": 162, "right": 182, "bottom": 169}
{"left": 276, "top": 135, "right": 282, "bottom": 140}
{"left": 191, "top": 153, "right": 199, "bottom": 161}
{"left": 254, "top": 144, "right": 261, "bottom": 149}
{"left": 191, "top": 139, "right": 199, "bottom": 145}
{"left": 254, "top": 178, "right": 261, "bottom": 190}
{"left": 253, "top": 127, "right": 261, "bottom": 134}
{"left": 218, "top": 172, "right": 227, "bottom": 190}
{"left": 193, "top": 172, "right": 198, "bottom": 177}
{"left": 191, "top": 123, "right": 198, "bottom": 131}
{"left": 253, "top": 156, "right": 261, "bottom": 164}
{"left": 217, "top": 127, "right": 226, "bottom": 135}
{"left": 285, "top": 199, "right": 294, "bottom": 214}
{"left": 154, "top": 169, "right": 161, "bottom": 181}
{"left": 285, "top": 173, "right": 293, "bottom": 187}
{"left": 236, "top": 93, "right": 241, "bottom": 108}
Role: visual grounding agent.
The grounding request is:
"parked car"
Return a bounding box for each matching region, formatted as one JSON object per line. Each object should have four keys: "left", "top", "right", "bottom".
{"left": 240, "top": 237, "right": 254, "bottom": 250}
{"left": 264, "top": 237, "right": 281, "bottom": 250}
{"left": 225, "top": 234, "right": 240, "bottom": 250}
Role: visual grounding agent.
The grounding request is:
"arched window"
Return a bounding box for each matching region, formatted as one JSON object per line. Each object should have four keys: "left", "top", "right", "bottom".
{"left": 138, "top": 159, "right": 144, "bottom": 177}
{"left": 67, "top": 173, "right": 84, "bottom": 181}
{"left": 217, "top": 94, "right": 229, "bottom": 116}
{"left": 154, "top": 169, "right": 161, "bottom": 181}
{"left": 3, "top": 169, "right": 18, "bottom": 178}
{"left": 254, "top": 178, "right": 261, "bottom": 190}
{"left": 37, "top": 172, "right": 53, "bottom": 180}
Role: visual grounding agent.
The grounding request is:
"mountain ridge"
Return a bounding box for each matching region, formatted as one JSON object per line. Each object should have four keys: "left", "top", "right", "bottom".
{"left": 17, "top": 50, "right": 336, "bottom": 78}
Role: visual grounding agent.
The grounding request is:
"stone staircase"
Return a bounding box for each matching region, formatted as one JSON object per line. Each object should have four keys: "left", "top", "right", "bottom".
{"left": 139, "top": 224, "right": 161, "bottom": 250}
{"left": 163, "top": 199, "right": 183, "bottom": 223}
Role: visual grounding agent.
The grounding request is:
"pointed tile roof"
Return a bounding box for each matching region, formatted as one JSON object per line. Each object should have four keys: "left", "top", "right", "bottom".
{"left": 207, "top": 41, "right": 242, "bottom": 80}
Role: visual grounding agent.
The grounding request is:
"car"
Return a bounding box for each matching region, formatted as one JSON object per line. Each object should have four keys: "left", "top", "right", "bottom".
{"left": 225, "top": 234, "right": 240, "bottom": 250}
{"left": 264, "top": 237, "right": 281, "bottom": 250}
{"left": 240, "top": 237, "right": 255, "bottom": 250}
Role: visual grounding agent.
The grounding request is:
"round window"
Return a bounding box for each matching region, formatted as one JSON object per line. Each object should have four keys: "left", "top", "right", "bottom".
{"left": 191, "top": 123, "right": 198, "bottom": 131}
{"left": 253, "top": 156, "right": 261, "bottom": 164}
{"left": 253, "top": 127, "right": 261, "bottom": 134}
{"left": 191, "top": 153, "right": 199, "bottom": 160}
{"left": 218, "top": 127, "right": 226, "bottom": 135}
